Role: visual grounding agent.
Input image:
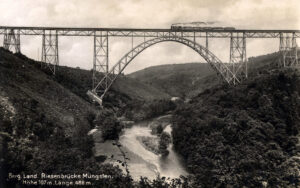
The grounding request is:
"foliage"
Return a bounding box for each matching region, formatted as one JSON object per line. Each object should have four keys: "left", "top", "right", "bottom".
{"left": 0, "top": 49, "right": 128, "bottom": 187}
{"left": 159, "top": 132, "right": 171, "bottom": 157}
{"left": 156, "top": 124, "right": 164, "bottom": 135}
{"left": 94, "top": 109, "right": 122, "bottom": 140}
{"left": 128, "top": 63, "right": 218, "bottom": 98}
{"left": 125, "top": 99, "right": 176, "bottom": 121}
{"left": 172, "top": 68, "right": 300, "bottom": 187}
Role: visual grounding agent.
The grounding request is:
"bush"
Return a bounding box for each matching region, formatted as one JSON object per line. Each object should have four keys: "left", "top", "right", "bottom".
{"left": 159, "top": 132, "right": 171, "bottom": 157}
{"left": 94, "top": 109, "right": 122, "bottom": 140}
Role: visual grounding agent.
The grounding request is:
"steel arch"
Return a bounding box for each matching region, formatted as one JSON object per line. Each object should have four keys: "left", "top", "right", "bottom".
{"left": 90, "top": 36, "right": 239, "bottom": 103}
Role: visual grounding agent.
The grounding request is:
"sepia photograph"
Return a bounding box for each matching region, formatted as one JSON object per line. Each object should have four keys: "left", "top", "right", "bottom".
{"left": 0, "top": 0, "right": 299, "bottom": 187}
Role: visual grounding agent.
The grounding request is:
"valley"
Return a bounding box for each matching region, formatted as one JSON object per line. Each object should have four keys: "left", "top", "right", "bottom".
{"left": 0, "top": 48, "right": 299, "bottom": 187}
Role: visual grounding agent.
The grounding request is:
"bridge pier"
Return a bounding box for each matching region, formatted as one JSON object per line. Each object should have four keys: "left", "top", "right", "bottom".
{"left": 3, "top": 29, "right": 20, "bottom": 53}
{"left": 42, "top": 30, "right": 59, "bottom": 75}
{"left": 230, "top": 32, "right": 247, "bottom": 84}
{"left": 279, "top": 33, "right": 298, "bottom": 67}
{"left": 93, "top": 32, "right": 109, "bottom": 91}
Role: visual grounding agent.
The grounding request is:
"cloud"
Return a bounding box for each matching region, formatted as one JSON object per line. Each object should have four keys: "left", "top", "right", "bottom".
{"left": 0, "top": 0, "right": 298, "bottom": 73}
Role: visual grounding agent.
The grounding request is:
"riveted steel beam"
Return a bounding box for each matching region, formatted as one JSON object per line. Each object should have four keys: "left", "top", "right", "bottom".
{"left": 230, "top": 32, "right": 247, "bottom": 84}
{"left": 279, "top": 32, "right": 298, "bottom": 67}
{"left": 42, "top": 30, "right": 59, "bottom": 75}
{"left": 92, "top": 31, "right": 109, "bottom": 92}
{"left": 3, "top": 29, "right": 20, "bottom": 53}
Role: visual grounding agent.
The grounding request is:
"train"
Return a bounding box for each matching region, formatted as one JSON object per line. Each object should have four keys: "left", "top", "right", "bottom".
{"left": 170, "top": 22, "right": 235, "bottom": 31}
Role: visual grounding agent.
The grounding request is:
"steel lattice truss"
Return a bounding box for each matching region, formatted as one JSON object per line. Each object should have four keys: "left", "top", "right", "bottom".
{"left": 93, "top": 33, "right": 109, "bottom": 89}
{"left": 279, "top": 33, "right": 299, "bottom": 67}
{"left": 41, "top": 30, "right": 59, "bottom": 75}
{"left": 3, "top": 29, "right": 20, "bottom": 53}
{"left": 91, "top": 36, "right": 239, "bottom": 103}
{"left": 1, "top": 26, "right": 299, "bottom": 105}
{"left": 0, "top": 26, "right": 299, "bottom": 38}
{"left": 230, "top": 33, "right": 247, "bottom": 84}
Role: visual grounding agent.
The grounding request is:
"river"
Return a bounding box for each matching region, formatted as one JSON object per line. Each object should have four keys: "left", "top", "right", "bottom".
{"left": 94, "top": 118, "right": 188, "bottom": 180}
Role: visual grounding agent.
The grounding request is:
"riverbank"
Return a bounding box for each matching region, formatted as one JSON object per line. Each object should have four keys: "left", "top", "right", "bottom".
{"left": 92, "top": 115, "right": 188, "bottom": 180}
{"left": 136, "top": 136, "right": 160, "bottom": 155}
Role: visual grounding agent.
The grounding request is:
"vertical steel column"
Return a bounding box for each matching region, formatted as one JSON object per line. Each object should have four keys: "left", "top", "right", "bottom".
{"left": 279, "top": 32, "right": 298, "bottom": 67}
{"left": 131, "top": 32, "right": 134, "bottom": 58}
{"left": 93, "top": 31, "right": 109, "bottom": 91}
{"left": 3, "top": 29, "right": 21, "bottom": 53}
{"left": 229, "top": 32, "right": 247, "bottom": 84}
{"left": 41, "top": 30, "right": 59, "bottom": 75}
{"left": 206, "top": 32, "right": 209, "bottom": 56}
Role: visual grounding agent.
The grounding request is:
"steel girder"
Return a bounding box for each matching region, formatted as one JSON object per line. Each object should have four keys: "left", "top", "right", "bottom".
{"left": 230, "top": 32, "right": 247, "bottom": 84}
{"left": 3, "top": 29, "right": 20, "bottom": 53}
{"left": 279, "top": 33, "right": 298, "bottom": 67}
{"left": 89, "top": 36, "right": 239, "bottom": 104}
{"left": 0, "top": 26, "right": 299, "bottom": 38}
{"left": 42, "top": 30, "right": 59, "bottom": 75}
{"left": 93, "top": 32, "right": 109, "bottom": 90}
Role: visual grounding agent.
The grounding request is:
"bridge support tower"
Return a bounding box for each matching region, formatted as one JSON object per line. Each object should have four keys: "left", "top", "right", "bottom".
{"left": 230, "top": 32, "right": 247, "bottom": 84}
{"left": 279, "top": 33, "right": 298, "bottom": 67}
{"left": 3, "top": 29, "right": 20, "bottom": 53}
{"left": 41, "top": 30, "right": 59, "bottom": 75}
{"left": 93, "top": 32, "right": 109, "bottom": 91}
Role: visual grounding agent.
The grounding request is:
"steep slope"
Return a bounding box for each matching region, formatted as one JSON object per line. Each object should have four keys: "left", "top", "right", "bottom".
{"left": 47, "top": 62, "right": 171, "bottom": 121}
{"left": 172, "top": 68, "right": 300, "bottom": 187}
{"left": 52, "top": 66, "right": 170, "bottom": 104}
{"left": 0, "top": 50, "right": 97, "bottom": 136}
{"left": 0, "top": 49, "right": 193, "bottom": 187}
{"left": 0, "top": 49, "right": 134, "bottom": 187}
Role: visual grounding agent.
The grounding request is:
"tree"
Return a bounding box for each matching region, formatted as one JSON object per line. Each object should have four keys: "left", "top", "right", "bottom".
{"left": 159, "top": 132, "right": 171, "bottom": 157}
{"left": 156, "top": 124, "right": 164, "bottom": 135}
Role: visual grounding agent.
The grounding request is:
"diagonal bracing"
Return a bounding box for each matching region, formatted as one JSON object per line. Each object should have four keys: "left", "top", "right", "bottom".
{"left": 41, "top": 30, "right": 59, "bottom": 75}
{"left": 279, "top": 32, "right": 298, "bottom": 67}
{"left": 88, "top": 36, "right": 239, "bottom": 105}
{"left": 3, "top": 29, "right": 21, "bottom": 53}
{"left": 93, "top": 32, "right": 109, "bottom": 91}
{"left": 229, "top": 32, "right": 247, "bottom": 84}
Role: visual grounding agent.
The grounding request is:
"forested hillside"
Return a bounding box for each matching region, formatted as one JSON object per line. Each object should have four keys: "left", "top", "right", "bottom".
{"left": 0, "top": 48, "right": 140, "bottom": 187}
{"left": 1, "top": 47, "right": 298, "bottom": 187}
{"left": 129, "top": 63, "right": 218, "bottom": 98}
{"left": 172, "top": 68, "right": 300, "bottom": 187}
{"left": 128, "top": 52, "right": 281, "bottom": 99}
{"left": 0, "top": 49, "right": 179, "bottom": 187}
{"left": 53, "top": 65, "right": 170, "bottom": 104}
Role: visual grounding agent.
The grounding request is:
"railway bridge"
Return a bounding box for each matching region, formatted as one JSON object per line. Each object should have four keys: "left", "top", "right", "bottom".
{"left": 0, "top": 26, "right": 299, "bottom": 105}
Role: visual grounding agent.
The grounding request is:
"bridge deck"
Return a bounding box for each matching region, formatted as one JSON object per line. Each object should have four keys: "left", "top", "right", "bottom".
{"left": 0, "top": 26, "right": 299, "bottom": 38}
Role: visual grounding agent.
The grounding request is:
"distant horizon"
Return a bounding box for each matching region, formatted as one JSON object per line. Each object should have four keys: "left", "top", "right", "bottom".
{"left": 7, "top": 45, "right": 278, "bottom": 75}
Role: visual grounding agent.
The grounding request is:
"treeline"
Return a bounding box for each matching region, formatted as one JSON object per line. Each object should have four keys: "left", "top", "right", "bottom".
{"left": 172, "top": 69, "right": 300, "bottom": 187}
{"left": 123, "top": 99, "right": 176, "bottom": 121}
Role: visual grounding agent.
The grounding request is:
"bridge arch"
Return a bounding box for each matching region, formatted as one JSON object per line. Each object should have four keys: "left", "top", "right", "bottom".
{"left": 90, "top": 36, "right": 239, "bottom": 103}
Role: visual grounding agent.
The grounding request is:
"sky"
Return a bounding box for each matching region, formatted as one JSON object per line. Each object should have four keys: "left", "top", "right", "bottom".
{"left": 0, "top": 0, "right": 299, "bottom": 73}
